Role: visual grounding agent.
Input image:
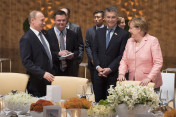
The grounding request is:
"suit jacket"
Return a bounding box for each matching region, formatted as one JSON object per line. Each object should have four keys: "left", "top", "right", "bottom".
{"left": 69, "top": 22, "right": 84, "bottom": 63}
{"left": 119, "top": 34, "right": 163, "bottom": 88}
{"left": 47, "top": 27, "right": 79, "bottom": 75}
{"left": 93, "top": 26, "right": 129, "bottom": 76}
{"left": 85, "top": 26, "right": 96, "bottom": 70}
{"left": 20, "top": 29, "right": 54, "bottom": 97}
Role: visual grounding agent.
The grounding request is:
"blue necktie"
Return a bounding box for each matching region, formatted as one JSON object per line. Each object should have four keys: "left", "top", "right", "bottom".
{"left": 106, "top": 29, "right": 112, "bottom": 49}
{"left": 39, "top": 32, "right": 53, "bottom": 68}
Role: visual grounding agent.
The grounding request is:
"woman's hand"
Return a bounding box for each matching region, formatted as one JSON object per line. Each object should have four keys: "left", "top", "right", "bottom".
{"left": 139, "top": 78, "right": 151, "bottom": 86}
{"left": 117, "top": 74, "right": 126, "bottom": 81}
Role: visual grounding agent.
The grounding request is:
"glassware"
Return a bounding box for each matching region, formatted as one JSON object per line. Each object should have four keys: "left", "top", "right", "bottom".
{"left": 76, "top": 85, "right": 85, "bottom": 98}
{"left": 85, "top": 83, "right": 93, "bottom": 101}
{"left": 159, "top": 89, "right": 169, "bottom": 106}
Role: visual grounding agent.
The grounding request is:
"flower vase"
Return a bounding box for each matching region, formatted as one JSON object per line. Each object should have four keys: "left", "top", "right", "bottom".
{"left": 30, "top": 111, "right": 43, "bottom": 117}
{"left": 66, "top": 109, "right": 88, "bottom": 117}
{"left": 116, "top": 104, "right": 151, "bottom": 117}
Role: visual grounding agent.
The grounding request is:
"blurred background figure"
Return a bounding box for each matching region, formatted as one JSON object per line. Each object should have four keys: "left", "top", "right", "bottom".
{"left": 85, "top": 10, "right": 105, "bottom": 87}
{"left": 118, "top": 17, "right": 163, "bottom": 91}
{"left": 117, "top": 17, "right": 126, "bottom": 29}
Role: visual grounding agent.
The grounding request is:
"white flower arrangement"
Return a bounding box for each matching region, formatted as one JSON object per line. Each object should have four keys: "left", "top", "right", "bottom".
{"left": 107, "top": 83, "right": 160, "bottom": 110}
{"left": 4, "top": 92, "right": 36, "bottom": 111}
{"left": 87, "top": 105, "right": 114, "bottom": 117}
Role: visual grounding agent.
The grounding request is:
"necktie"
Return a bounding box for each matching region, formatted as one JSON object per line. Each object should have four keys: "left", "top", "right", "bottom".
{"left": 39, "top": 32, "right": 53, "bottom": 68}
{"left": 106, "top": 29, "right": 113, "bottom": 49}
{"left": 59, "top": 31, "right": 67, "bottom": 71}
{"left": 60, "top": 31, "right": 65, "bottom": 50}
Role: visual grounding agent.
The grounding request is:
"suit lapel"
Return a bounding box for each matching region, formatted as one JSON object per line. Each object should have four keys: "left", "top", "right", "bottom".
{"left": 29, "top": 29, "right": 49, "bottom": 57}
{"left": 136, "top": 36, "right": 147, "bottom": 52}
{"left": 106, "top": 26, "right": 120, "bottom": 50}
{"left": 66, "top": 29, "right": 71, "bottom": 50}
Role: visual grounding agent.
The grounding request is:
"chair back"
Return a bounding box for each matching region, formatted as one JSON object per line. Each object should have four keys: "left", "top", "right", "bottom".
{"left": 0, "top": 73, "right": 29, "bottom": 95}
{"left": 52, "top": 76, "right": 88, "bottom": 100}
{"left": 161, "top": 73, "right": 175, "bottom": 108}
{"left": 116, "top": 81, "right": 155, "bottom": 88}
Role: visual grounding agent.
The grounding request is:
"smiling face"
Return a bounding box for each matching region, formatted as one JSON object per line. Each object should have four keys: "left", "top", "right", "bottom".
{"left": 54, "top": 14, "right": 67, "bottom": 31}
{"left": 104, "top": 11, "right": 118, "bottom": 29}
{"left": 129, "top": 22, "right": 140, "bottom": 39}
{"left": 30, "top": 12, "right": 45, "bottom": 32}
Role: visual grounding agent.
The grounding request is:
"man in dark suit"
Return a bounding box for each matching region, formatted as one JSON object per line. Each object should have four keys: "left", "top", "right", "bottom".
{"left": 47, "top": 10, "right": 78, "bottom": 76}
{"left": 61, "top": 8, "right": 84, "bottom": 77}
{"left": 85, "top": 10, "right": 105, "bottom": 85}
{"left": 93, "top": 6, "right": 129, "bottom": 102}
{"left": 20, "top": 11, "right": 55, "bottom": 97}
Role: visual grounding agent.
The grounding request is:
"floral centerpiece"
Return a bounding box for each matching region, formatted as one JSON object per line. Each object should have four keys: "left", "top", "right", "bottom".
{"left": 30, "top": 99, "right": 53, "bottom": 117}
{"left": 164, "top": 109, "right": 176, "bottom": 117}
{"left": 87, "top": 100, "right": 114, "bottom": 117}
{"left": 63, "top": 97, "right": 91, "bottom": 109}
{"left": 30, "top": 99, "right": 53, "bottom": 112}
{"left": 63, "top": 97, "right": 91, "bottom": 117}
{"left": 4, "top": 92, "right": 36, "bottom": 114}
{"left": 107, "top": 83, "right": 160, "bottom": 110}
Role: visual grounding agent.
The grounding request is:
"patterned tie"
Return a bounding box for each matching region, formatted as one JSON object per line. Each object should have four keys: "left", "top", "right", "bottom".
{"left": 59, "top": 31, "right": 67, "bottom": 71}
{"left": 59, "top": 31, "right": 65, "bottom": 50}
{"left": 106, "top": 29, "right": 113, "bottom": 49}
{"left": 39, "top": 32, "right": 53, "bottom": 68}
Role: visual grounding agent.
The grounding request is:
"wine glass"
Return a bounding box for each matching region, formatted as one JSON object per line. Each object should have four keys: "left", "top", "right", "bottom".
{"left": 85, "top": 83, "right": 93, "bottom": 101}
{"left": 76, "top": 85, "right": 85, "bottom": 98}
{"left": 159, "top": 89, "right": 169, "bottom": 106}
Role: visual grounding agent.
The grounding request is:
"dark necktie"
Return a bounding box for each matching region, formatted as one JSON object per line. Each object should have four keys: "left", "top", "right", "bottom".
{"left": 106, "top": 29, "right": 113, "bottom": 49}
{"left": 60, "top": 31, "right": 65, "bottom": 50}
{"left": 39, "top": 32, "right": 53, "bottom": 68}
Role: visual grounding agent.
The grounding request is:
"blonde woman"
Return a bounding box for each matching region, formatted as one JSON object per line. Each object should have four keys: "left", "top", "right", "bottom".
{"left": 118, "top": 17, "right": 163, "bottom": 91}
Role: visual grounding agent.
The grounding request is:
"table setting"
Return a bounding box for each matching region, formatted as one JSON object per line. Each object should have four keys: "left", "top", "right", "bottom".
{"left": 0, "top": 83, "right": 174, "bottom": 117}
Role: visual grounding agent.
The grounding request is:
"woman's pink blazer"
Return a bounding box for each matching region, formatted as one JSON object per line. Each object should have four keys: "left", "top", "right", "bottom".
{"left": 119, "top": 34, "right": 163, "bottom": 88}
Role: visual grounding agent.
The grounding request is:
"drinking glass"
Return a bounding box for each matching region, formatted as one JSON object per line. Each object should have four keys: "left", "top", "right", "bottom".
{"left": 85, "top": 83, "right": 93, "bottom": 101}
{"left": 76, "top": 85, "right": 85, "bottom": 98}
{"left": 159, "top": 89, "right": 169, "bottom": 106}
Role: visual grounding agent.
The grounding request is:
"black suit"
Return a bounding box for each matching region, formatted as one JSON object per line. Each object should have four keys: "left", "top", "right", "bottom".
{"left": 85, "top": 26, "right": 96, "bottom": 84}
{"left": 47, "top": 27, "right": 79, "bottom": 76}
{"left": 20, "top": 29, "right": 54, "bottom": 97}
{"left": 68, "top": 22, "right": 84, "bottom": 76}
{"left": 93, "top": 26, "right": 129, "bottom": 102}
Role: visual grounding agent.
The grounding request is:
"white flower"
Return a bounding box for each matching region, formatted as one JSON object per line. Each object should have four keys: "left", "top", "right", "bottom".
{"left": 107, "top": 83, "right": 159, "bottom": 110}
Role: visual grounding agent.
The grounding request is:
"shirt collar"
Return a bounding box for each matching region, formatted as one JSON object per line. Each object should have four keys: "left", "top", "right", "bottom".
{"left": 66, "top": 22, "right": 70, "bottom": 29}
{"left": 30, "top": 27, "right": 40, "bottom": 36}
{"left": 54, "top": 26, "right": 67, "bottom": 35}
{"left": 107, "top": 24, "right": 117, "bottom": 31}
{"left": 96, "top": 24, "right": 104, "bottom": 30}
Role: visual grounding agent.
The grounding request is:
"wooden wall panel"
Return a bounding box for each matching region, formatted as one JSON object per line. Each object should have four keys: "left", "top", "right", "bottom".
{"left": 0, "top": 0, "right": 176, "bottom": 78}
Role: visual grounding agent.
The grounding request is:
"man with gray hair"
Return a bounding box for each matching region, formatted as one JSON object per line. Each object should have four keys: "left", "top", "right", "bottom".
{"left": 93, "top": 6, "right": 129, "bottom": 102}
{"left": 20, "top": 10, "right": 54, "bottom": 97}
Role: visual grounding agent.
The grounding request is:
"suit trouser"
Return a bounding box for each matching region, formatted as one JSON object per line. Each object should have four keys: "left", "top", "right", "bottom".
{"left": 93, "top": 71, "right": 117, "bottom": 102}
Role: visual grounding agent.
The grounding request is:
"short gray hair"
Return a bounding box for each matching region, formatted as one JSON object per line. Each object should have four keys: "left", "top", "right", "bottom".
{"left": 104, "top": 6, "right": 118, "bottom": 17}
{"left": 28, "top": 10, "right": 41, "bottom": 24}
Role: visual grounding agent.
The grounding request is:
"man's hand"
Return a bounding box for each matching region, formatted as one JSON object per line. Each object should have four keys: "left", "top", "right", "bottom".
{"left": 102, "top": 68, "right": 111, "bottom": 77}
{"left": 117, "top": 74, "right": 126, "bottom": 81}
{"left": 58, "top": 50, "right": 68, "bottom": 56}
{"left": 139, "top": 78, "right": 151, "bottom": 86}
{"left": 97, "top": 67, "right": 104, "bottom": 77}
{"left": 66, "top": 51, "right": 74, "bottom": 59}
{"left": 43, "top": 72, "right": 54, "bottom": 82}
